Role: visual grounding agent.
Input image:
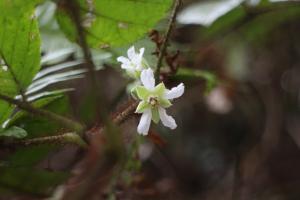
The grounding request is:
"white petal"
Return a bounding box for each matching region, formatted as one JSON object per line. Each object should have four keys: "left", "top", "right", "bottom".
{"left": 121, "top": 63, "right": 133, "bottom": 70}
{"left": 132, "top": 47, "right": 145, "bottom": 68}
{"left": 127, "top": 46, "right": 136, "bottom": 60}
{"left": 158, "top": 107, "right": 177, "bottom": 129}
{"left": 124, "top": 67, "right": 136, "bottom": 76}
{"left": 137, "top": 109, "right": 152, "bottom": 135}
{"left": 139, "top": 47, "right": 145, "bottom": 58}
{"left": 117, "top": 56, "right": 130, "bottom": 65}
{"left": 165, "top": 83, "right": 185, "bottom": 100}
{"left": 131, "top": 47, "right": 144, "bottom": 67}
{"left": 140, "top": 68, "right": 155, "bottom": 90}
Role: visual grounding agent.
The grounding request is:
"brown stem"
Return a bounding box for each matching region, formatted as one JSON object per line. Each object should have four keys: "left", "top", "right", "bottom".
{"left": 12, "top": 132, "right": 87, "bottom": 148}
{"left": 65, "top": 0, "right": 109, "bottom": 123}
{"left": 85, "top": 100, "right": 138, "bottom": 140}
{"left": 0, "top": 93, "right": 85, "bottom": 133}
{"left": 1, "top": 100, "right": 138, "bottom": 148}
{"left": 155, "top": 0, "right": 182, "bottom": 81}
{"left": 112, "top": 100, "right": 138, "bottom": 124}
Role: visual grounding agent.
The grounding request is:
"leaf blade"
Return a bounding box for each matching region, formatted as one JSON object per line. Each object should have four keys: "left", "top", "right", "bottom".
{"left": 56, "top": 0, "right": 173, "bottom": 47}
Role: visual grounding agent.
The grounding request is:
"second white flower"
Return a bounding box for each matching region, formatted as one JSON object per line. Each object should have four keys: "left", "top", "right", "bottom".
{"left": 135, "top": 68, "right": 184, "bottom": 135}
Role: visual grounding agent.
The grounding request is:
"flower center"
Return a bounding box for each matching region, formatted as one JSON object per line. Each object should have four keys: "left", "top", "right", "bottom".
{"left": 149, "top": 96, "right": 158, "bottom": 107}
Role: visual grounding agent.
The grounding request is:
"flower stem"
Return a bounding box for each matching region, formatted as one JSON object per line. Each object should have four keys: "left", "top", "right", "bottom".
{"left": 155, "top": 0, "right": 182, "bottom": 81}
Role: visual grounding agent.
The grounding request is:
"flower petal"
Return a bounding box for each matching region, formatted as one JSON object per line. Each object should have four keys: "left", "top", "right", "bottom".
{"left": 158, "top": 107, "right": 177, "bottom": 129}
{"left": 159, "top": 98, "right": 172, "bottom": 108}
{"left": 135, "top": 101, "right": 150, "bottom": 113}
{"left": 136, "top": 86, "right": 150, "bottom": 100}
{"left": 140, "top": 68, "right": 155, "bottom": 90}
{"left": 121, "top": 63, "right": 133, "bottom": 70}
{"left": 137, "top": 109, "right": 152, "bottom": 135}
{"left": 139, "top": 47, "right": 145, "bottom": 59}
{"left": 165, "top": 83, "right": 185, "bottom": 100}
{"left": 127, "top": 46, "right": 136, "bottom": 60}
{"left": 154, "top": 83, "right": 166, "bottom": 97}
{"left": 117, "top": 56, "right": 130, "bottom": 65}
{"left": 132, "top": 47, "right": 145, "bottom": 69}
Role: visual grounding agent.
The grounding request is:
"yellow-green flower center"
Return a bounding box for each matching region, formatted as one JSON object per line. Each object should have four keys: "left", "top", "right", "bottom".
{"left": 149, "top": 96, "right": 158, "bottom": 107}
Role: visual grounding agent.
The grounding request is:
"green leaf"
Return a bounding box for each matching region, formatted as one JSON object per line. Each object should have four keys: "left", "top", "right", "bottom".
{"left": 0, "top": 101, "right": 13, "bottom": 126}
{"left": 6, "top": 95, "right": 64, "bottom": 128}
{"left": 12, "top": 96, "right": 71, "bottom": 138}
{"left": 0, "top": 1, "right": 41, "bottom": 127}
{"left": 0, "top": 67, "right": 17, "bottom": 126}
{"left": 56, "top": 0, "right": 173, "bottom": 47}
{"left": 6, "top": 145, "right": 54, "bottom": 167}
{"left": 0, "top": 68, "right": 18, "bottom": 96}
{"left": 0, "top": 2, "right": 41, "bottom": 89}
{"left": 174, "top": 67, "right": 218, "bottom": 93}
{"left": 0, "top": 0, "right": 41, "bottom": 16}
{"left": 0, "top": 126, "right": 27, "bottom": 139}
{"left": 0, "top": 167, "right": 69, "bottom": 196}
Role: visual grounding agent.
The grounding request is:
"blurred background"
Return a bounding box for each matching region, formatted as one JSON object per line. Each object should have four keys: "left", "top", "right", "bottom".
{"left": 1, "top": 0, "right": 300, "bottom": 199}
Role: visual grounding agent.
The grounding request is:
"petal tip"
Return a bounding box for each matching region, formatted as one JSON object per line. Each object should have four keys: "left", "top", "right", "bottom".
{"left": 140, "top": 68, "right": 155, "bottom": 90}
{"left": 137, "top": 109, "right": 152, "bottom": 136}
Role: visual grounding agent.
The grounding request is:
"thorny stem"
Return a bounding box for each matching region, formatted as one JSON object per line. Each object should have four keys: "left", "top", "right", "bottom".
{"left": 112, "top": 100, "right": 139, "bottom": 124}
{"left": 0, "top": 93, "right": 85, "bottom": 133}
{"left": 1, "top": 100, "right": 138, "bottom": 148}
{"left": 85, "top": 100, "right": 139, "bottom": 140}
{"left": 11, "top": 132, "right": 88, "bottom": 148}
{"left": 155, "top": 0, "right": 182, "bottom": 81}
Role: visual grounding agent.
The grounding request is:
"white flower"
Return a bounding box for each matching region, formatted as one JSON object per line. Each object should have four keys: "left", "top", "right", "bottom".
{"left": 135, "top": 68, "right": 185, "bottom": 135}
{"left": 117, "top": 46, "right": 149, "bottom": 78}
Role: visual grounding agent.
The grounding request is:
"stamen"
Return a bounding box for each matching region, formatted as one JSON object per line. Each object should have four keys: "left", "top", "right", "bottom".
{"left": 149, "top": 97, "right": 158, "bottom": 107}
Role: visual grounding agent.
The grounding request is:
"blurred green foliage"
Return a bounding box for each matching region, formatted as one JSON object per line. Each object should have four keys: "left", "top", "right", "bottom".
{"left": 0, "top": 0, "right": 299, "bottom": 198}
{"left": 56, "top": 0, "right": 173, "bottom": 47}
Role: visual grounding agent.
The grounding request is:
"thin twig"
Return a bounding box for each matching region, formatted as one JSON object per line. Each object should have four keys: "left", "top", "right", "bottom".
{"left": 65, "top": 1, "right": 109, "bottom": 122}
{"left": 0, "top": 93, "right": 85, "bottom": 133}
{"left": 85, "top": 100, "right": 138, "bottom": 140}
{"left": 155, "top": 0, "right": 182, "bottom": 81}
{"left": 112, "top": 100, "right": 138, "bottom": 124}
{"left": 0, "top": 100, "right": 138, "bottom": 148}
{"left": 10, "top": 132, "right": 88, "bottom": 148}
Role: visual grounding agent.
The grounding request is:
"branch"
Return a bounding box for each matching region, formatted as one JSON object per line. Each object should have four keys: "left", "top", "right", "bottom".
{"left": 155, "top": 0, "right": 182, "bottom": 81}
{"left": 112, "top": 100, "right": 139, "bottom": 124}
{"left": 0, "top": 93, "right": 85, "bottom": 133}
{"left": 85, "top": 100, "right": 138, "bottom": 140}
{"left": 1, "top": 100, "right": 138, "bottom": 148}
{"left": 10, "top": 132, "right": 88, "bottom": 148}
{"left": 65, "top": 0, "right": 109, "bottom": 123}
